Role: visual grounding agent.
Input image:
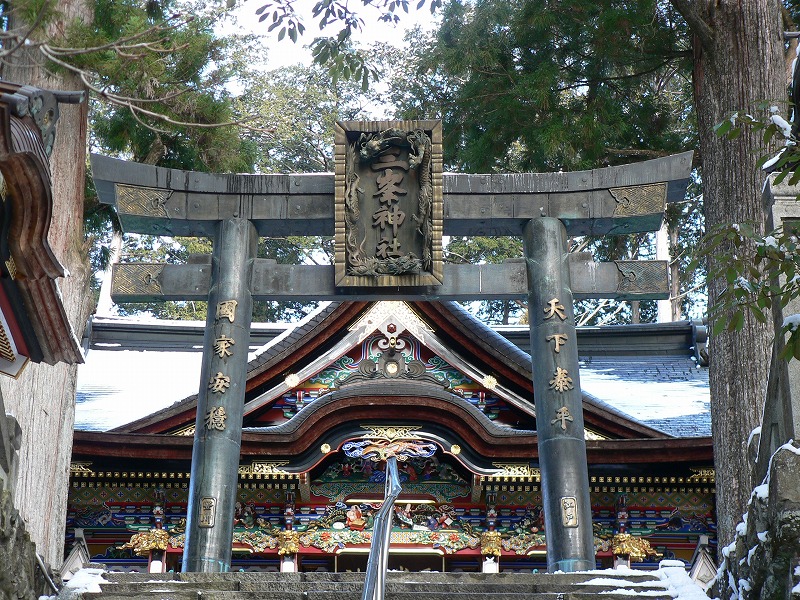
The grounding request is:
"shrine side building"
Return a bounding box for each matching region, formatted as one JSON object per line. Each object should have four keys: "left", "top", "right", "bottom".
{"left": 68, "top": 301, "right": 714, "bottom": 575}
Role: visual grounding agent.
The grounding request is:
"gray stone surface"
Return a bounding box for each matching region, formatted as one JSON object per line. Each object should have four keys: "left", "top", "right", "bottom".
{"left": 91, "top": 152, "right": 692, "bottom": 238}
{"left": 756, "top": 177, "right": 800, "bottom": 484}
{"left": 0, "top": 481, "right": 53, "bottom": 600}
{"left": 79, "top": 570, "right": 672, "bottom": 600}
{"left": 713, "top": 443, "right": 800, "bottom": 599}
{"left": 110, "top": 259, "right": 669, "bottom": 303}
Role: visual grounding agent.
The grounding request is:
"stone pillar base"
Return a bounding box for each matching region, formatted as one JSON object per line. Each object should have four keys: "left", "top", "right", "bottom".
{"left": 281, "top": 555, "right": 296, "bottom": 572}
{"left": 482, "top": 556, "right": 499, "bottom": 573}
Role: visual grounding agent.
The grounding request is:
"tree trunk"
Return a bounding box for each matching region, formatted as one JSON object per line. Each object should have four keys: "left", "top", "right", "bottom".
{"left": 630, "top": 300, "right": 640, "bottom": 324}
{"left": 669, "top": 225, "right": 682, "bottom": 321}
{"left": 0, "top": 0, "right": 92, "bottom": 567}
{"left": 675, "top": 0, "right": 783, "bottom": 550}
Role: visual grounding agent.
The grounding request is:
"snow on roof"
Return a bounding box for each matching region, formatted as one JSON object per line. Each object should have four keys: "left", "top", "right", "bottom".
{"left": 76, "top": 350, "right": 203, "bottom": 430}
{"left": 578, "top": 356, "right": 710, "bottom": 438}
{"left": 75, "top": 347, "right": 710, "bottom": 435}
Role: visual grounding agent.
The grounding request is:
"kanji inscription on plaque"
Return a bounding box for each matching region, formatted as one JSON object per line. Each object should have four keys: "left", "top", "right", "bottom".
{"left": 334, "top": 120, "right": 443, "bottom": 287}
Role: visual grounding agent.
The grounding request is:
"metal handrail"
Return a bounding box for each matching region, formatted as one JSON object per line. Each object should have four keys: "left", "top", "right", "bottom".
{"left": 35, "top": 553, "right": 58, "bottom": 594}
{"left": 361, "top": 456, "right": 402, "bottom": 600}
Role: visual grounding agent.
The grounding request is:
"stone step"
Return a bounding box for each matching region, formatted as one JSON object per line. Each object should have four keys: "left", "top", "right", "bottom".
{"left": 82, "top": 571, "right": 673, "bottom": 600}
{"left": 100, "top": 571, "right": 662, "bottom": 585}
{"left": 96, "top": 579, "right": 670, "bottom": 595}
{"left": 93, "top": 586, "right": 671, "bottom": 597}
{"left": 96, "top": 581, "right": 241, "bottom": 592}
{"left": 83, "top": 593, "right": 673, "bottom": 600}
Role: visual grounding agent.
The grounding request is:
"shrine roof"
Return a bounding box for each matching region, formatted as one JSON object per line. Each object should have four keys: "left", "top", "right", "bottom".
{"left": 579, "top": 356, "right": 709, "bottom": 438}
{"left": 76, "top": 303, "right": 710, "bottom": 440}
{"left": 422, "top": 301, "right": 709, "bottom": 438}
{"left": 245, "top": 301, "right": 344, "bottom": 375}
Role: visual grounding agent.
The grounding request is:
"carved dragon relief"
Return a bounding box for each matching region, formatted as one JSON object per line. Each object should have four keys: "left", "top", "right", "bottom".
{"left": 344, "top": 127, "right": 433, "bottom": 277}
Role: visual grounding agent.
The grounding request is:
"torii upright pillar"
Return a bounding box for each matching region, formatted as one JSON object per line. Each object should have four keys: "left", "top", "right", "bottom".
{"left": 183, "top": 218, "right": 258, "bottom": 572}
{"left": 524, "top": 217, "right": 595, "bottom": 572}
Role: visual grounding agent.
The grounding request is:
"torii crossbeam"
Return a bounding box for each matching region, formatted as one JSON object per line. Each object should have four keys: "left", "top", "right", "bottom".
{"left": 91, "top": 123, "right": 691, "bottom": 575}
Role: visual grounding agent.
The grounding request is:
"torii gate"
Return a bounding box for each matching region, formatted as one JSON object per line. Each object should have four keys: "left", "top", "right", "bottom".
{"left": 91, "top": 119, "right": 692, "bottom": 574}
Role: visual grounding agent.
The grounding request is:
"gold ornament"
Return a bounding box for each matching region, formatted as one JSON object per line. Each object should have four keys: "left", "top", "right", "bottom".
{"left": 480, "top": 531, "right": 502, "bottom": 557}
{"left": 208, "top": 372, "right": 231, "bottom": 393}
{"left": 121, "top": 529, "right": 169, "bottom": 557}
{"left": 278, "top": 530, "right": 300, "bottom": 556}
{"left": 549, "top": 367, "right": 574, "bottom": 392}
{"left": 546, "top": 333, "right": 568, "bottom": 353}
{"left": 213, "top": 335, "right": 235, "bottom": 358}
{"left": 543, "top": 298, "right": 566, "bottom": 321}
{"left": 551, "top": 406, "right": 574, "bottom": 431}
{"left": 612, "top": 533, "right": 662, "bottom": 563}
{"left": 205, "top": 406, "right": 227, "bottom": 431}
{"left": 216, "top": 300, "right": 238, "bottom": 322}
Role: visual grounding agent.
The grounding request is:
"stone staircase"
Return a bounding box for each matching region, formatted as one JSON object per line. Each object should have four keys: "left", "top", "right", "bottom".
{"left": 77, "top": 570, "right": 676, "bottom": 599}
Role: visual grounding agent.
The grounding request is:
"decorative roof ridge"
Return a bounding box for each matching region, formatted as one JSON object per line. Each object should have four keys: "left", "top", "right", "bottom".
{"left": 242, "top": 379, "right": 536, "bottom": 439}
{"left": 437, "top": 300, "right": 533, "bottom": 374}
{"left": 110, "top": 303, "right": 356, "bottom": 433}
{"left": 0, "top": 86, "right": 84, "bottom": 366}
{"left": 249, "top": 301, "right": 336, "bottom": 362}
{"left": 110, "top": 301, "right": 676, "bottom": 439}
{"left": 426, "top": 301, "right": 670, "bottom": 439}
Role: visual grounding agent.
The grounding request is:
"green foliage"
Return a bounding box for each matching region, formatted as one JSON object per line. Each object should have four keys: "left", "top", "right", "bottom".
{"left": 446, "top": 236, "right": 525, "bottom": 324}
{"left": 239, "top": 64, "right": 378, "bottom": 173}
{"left": 379, "top": 0, "right": 699, "bottom": 325}
{"left": 28, "top": 0, "right": 266, "bottom": 309}
{"left": 715, "top": 106, "right": 800, "bottom": 184}
{"left": 690, "top": 222, "right": 797, "bottom": 344}
{"left": 388, "top": 0, "right": 693, "bottom": 173}
{"left": 253, "top": 0, "right": 441, "bottom": 87}
{"left": 0, "top": 0, "right": 262, "bottom": 284}
{"left": 229, "top": 62, "right": 381, "bottom": 321}
{"left": 74, "top": 0, "right": 260, "bottom": 171}
{"left": 699, "top": 102, "right": 800, "bottom": 360}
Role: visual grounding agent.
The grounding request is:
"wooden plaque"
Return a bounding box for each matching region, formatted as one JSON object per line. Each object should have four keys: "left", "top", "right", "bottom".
{"left": 334, "top": 120, "right": 443, "bottom": 287}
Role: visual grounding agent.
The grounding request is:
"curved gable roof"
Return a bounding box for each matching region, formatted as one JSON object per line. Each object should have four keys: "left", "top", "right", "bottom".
{"left": 113, "top": 300, "right": 667, "bottom": 441}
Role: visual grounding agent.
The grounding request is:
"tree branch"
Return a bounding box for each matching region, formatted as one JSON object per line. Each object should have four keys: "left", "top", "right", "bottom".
{"left": 604, "top": 147, "right": 672, "bottom": 158}
{"left": 669, "top": 0, "right": 714, "bottom": 51}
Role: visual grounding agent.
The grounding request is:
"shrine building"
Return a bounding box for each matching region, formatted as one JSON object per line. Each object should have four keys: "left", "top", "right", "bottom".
{"left": 68, "top": 300, "right": 714, "bottom": 577}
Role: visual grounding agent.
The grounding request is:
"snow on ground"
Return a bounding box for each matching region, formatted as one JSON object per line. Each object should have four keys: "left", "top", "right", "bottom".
{"left": 55, "top": 563, "right": 710, "bottom": 599}
{"left": 657, "top": 560, "right": 712, "bottom": 599}
{"left": 40, "top": 567, "right": 106, "bottom": 599}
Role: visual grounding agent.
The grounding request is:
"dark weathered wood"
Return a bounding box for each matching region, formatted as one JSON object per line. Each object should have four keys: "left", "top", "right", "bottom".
{"left": 110, "top": 257, "right": 668, "bottom": 303}
{"left": 91, "top": 152, "right": 693, "bottom": 238}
